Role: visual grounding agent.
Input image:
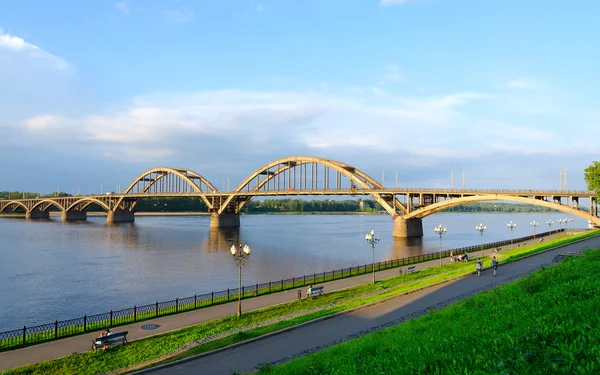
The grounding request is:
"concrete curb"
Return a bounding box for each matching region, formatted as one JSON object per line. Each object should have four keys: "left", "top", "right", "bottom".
{"left": 132, "top": 232, "right": 600, "bottom": 374}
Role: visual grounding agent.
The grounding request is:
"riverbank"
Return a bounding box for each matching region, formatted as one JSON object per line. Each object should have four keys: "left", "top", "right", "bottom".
{"left": 1, "top": 230, "right": 597, "bottom": 374}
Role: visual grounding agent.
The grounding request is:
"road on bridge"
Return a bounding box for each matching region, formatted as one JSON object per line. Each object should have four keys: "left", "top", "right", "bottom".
{"left": 139, "top": 236, "right": 600, "bottom": 375}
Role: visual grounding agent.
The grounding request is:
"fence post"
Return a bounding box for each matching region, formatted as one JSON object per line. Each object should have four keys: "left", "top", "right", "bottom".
{"left": 134, "top": 306, "right": 137, "bottom": 322}
{"left": 313, "top": 273, "right": 316, "bottom": 283}
{"left": 195, "top": 294, "right": 197, "bottom": 308}
{"left": 281, "top": 279, "right": 283, "bottom": 290}
{"left": 211, "top": 292, "right": 214, "bottom": 305}
{"left": 292, "top": 277, "right": 295, "bottom": 287}
{"left": 332, "top": 269, "right": 335, "bottom": 280}
{"left": 256, "top": 283, "right": 259, "bottom": 295}
{"left": 156, "top": 302, "right": 158, "bottom": 317}
{"left": 303, "top": 275, "right": 306, "bottom": 285}
{"left": 227, "top": 288, "right": 230, "bottom": 301}
{"left": 110, "top": 310, "right": 113, "bottom": 326}
{"left": 84, "top": 315, "right": 87, "bottom": 332}
{"left": 269, "top": 281, "right": 271, "bottom": 293}
{"left": 22, "top": 326, "right": 26, "bottom": 345}
{"left": 176, "top": 298, "right": 179, "bottom": 312}
{"left": 55, "top": 320, "right": 58, "bottom": 338}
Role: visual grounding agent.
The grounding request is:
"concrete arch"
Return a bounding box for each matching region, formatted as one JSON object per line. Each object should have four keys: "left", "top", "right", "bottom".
{"left": 0, "top": 200, "right": 28, "bottom": 213}
{"left": 66, "top": 198, "right": 111, "bottom": 213}
{"left": 30, "top": 199, "right": 66, "bottom": 213}
{"left": 404, "top": 195, "right": 600, "bottom": 225}
{"left": 120, "top": 167, "right": 218, "bottom": 209}
{"left": 219, "top": 156, "right": 405, "bottom": 215}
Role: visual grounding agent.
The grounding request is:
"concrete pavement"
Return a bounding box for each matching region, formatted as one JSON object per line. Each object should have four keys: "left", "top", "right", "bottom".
{"left": 141, "top": 235, "right": 600, "bottom": 375}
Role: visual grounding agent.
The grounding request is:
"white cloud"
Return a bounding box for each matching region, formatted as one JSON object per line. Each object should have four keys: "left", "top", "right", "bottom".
{"left": 5, "top": 85, "right": 598, "bottom": 191}
{"left": 507, "top": 79, "right": 536, "bottom": 90}
{"left": 23, "top": 115, "right": 67, "bottom": 132}
{"left": 16, "top": 89, "right": 486, "bottom": 163}
{"left": 114, "top": 2, "right": 130, "bottom": 14}
{"left": 0, "top": 29, "right": 68, "bottom": 69}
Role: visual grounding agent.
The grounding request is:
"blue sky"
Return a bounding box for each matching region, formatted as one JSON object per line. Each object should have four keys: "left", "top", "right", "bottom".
{"left": 1, "top": 0, "right": 599, "bottom": 194}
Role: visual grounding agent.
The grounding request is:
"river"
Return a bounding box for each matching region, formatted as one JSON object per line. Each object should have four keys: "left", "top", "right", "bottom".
{"left": 0, "top": 213, "right": 590, "bottom": 331}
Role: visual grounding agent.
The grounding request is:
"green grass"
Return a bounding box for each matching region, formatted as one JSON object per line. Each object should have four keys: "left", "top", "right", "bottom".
{"left": 256, "top": 248, "right": 600, "bottom": 375}
{"left": 3, "top": 231, "right": 597, "bottom": 375}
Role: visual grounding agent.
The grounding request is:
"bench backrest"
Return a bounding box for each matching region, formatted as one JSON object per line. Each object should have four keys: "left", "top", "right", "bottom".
{"left": 407, "top": 266, "right": 415, "bottom": 269}
{"left": 98, "top": 331, "right": 128, "bottom": 342}
{"left": 312, "top": 286, "right": 324, "bottom": 292}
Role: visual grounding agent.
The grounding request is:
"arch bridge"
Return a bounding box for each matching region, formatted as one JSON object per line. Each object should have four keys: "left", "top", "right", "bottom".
{"left": 1, "top": 156, "right": 598, "bottom": 237}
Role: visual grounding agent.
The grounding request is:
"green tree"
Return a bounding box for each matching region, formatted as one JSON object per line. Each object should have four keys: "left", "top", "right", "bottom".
{"left": 584, "top": 161, "right": 600, "bottom": 199}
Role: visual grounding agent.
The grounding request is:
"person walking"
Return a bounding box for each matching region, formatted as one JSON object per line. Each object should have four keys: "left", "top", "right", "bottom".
{"left": 492, "top": 256, "right": 498, "bottom": 276}
{"left": 476, "top": 258, "right": 483, "bottom": 277}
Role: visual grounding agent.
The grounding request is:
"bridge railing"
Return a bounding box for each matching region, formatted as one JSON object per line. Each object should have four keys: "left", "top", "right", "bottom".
{"left": 0, "top": 228, "right": 592, "bottom": 351}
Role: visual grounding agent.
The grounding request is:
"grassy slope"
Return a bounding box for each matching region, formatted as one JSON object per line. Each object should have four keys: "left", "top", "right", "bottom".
{"left": 3, "top": 231, "right": 598, "bottom": 375}
{"left": 257, "top": 249, "right": 600, "bottom": 375}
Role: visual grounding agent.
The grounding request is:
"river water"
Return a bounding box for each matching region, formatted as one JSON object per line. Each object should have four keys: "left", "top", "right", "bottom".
{"left": 0, "top": 213, "right": 590, "bottom": 331}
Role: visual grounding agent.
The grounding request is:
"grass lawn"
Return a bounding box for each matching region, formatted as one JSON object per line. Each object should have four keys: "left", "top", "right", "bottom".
{"left": 256, "top": 248, "right": 600, "bottom": 375}
{"left": 3, "top": 231, "right": 598, "bottom": 375}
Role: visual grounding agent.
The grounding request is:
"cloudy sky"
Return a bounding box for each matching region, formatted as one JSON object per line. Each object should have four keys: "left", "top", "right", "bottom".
{"left": 1, "top": 0, "right": 598, "bottom": 194}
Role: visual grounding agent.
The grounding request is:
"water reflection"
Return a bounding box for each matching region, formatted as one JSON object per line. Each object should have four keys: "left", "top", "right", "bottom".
{"left": 204, "top": 228, "right": 246, "bottom": 252}
{"left": 390, "top": 236, "right": 426, "bottom": 259}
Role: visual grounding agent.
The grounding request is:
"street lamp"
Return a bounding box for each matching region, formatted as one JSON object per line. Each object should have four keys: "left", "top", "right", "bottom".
{"left": 476, "top": 223, "right": 487, "bottom": 257}
{"left": 507, "top": 221, "right": 517, "bottom": 244}
{"left": 557, "top": 218, "right": 564, "bottom": 231}
{"left": 365, "top": 229, "right": 379, "bottom": 284}
{"left": 230, "top": 243, "right": 251, "bottom": 317}
{"left": 546, "top": 220, "right": 554, "bottom": 233}
{"left": 565, "top": 217, "right": 574, "bottom": 234}
{"left": 434, "top": 224, "right": 447, "bottom": 266}
{"left": 530, "top": 221, "right": 539, "bottom": 239}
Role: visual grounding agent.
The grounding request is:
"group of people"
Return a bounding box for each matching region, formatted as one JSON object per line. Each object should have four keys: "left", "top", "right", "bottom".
{"left": 450, "top": 250, "right": 469, "bottom": 262}
{"left": 94, "top": 329, "right": 112, "bottom": 349}
{"left": 475, "top": 256, "right": 499, "bottom": 277}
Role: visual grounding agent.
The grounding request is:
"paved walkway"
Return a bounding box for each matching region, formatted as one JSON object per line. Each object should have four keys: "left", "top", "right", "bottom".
{"left": 0, "top": 233, "right": 577, "bottom": 372}
{"left": 143, "top": 235, "right": 600, "bottom": 375}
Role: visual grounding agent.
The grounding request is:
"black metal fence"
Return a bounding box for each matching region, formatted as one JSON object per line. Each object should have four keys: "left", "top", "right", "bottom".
{"left": 0, "top": 228, "right": 584, "bottom": 351}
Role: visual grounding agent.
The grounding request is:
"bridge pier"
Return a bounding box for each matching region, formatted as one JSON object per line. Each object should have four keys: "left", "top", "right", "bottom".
{"left": 107, "top": 210, "right": 135, "bottom": 223}
{"left": 26, "top": 210, "right": 50, "bottom": 220}
{"left": 393, "top": 217, "right": 423, "bottom": 238}
{"left": 62, "top": 210, "right": 87, "bottom": 221}
{"left": 210, "top": 213, "right": 240, "bottom": 228}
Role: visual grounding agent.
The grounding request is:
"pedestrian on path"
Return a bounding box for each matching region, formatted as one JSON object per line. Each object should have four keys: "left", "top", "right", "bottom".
{"left": 476, "top": 258, "right": 483, "bottom": 277}
{"left": 492, "top": 256, "right": 498, "bottom": 276}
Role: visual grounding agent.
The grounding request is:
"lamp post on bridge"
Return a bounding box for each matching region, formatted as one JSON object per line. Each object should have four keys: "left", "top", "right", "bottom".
{"left": 365, "top": 229, "right": 379, "bottom": 284}
{"left": 230, "top": 243, "right": 251, "bottom": 317}
{"left": 475, "top": 223, "right": 487, "bottom": 257}
{"left": 434, "top": 224, "right": 447, "bottom": 266}
{"left": 530, "top": 220, "right": 539, "bottom": 239}
{"left": 507, "top": 221, "right": 517, "bottom": 245}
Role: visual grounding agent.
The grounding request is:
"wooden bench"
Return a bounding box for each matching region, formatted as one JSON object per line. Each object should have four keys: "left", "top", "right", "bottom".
{"left": 91, "top": 331, "right": 128, "bottom": 350}
{"left": 406, "top": 266, "right": 416, "bottom": 273}
{"left": 307, "top": 286, "right": 324, "bottom": 297}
